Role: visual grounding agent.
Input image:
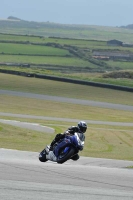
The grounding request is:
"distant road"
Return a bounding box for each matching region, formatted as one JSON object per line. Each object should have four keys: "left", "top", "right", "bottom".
{"left": 0, "top": 119, "right": 54, "bottom": 133}
{"left": 0, "top": 113, "right": 133, "bottom": 127}
{"left": 1, "top": 89, "right": 133, "bottom": 111}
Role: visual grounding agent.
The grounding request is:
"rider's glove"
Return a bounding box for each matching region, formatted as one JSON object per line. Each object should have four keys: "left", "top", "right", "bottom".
{"left": 64, "top": 131, "right": 70, "bottom": 135}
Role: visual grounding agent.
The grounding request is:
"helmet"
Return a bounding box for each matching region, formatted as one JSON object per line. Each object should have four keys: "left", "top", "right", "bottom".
{"left": 77, "top": 121, "right": 87, "bottom": 133}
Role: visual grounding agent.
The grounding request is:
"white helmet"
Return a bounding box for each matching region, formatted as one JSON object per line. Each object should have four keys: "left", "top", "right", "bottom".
{"left": 78, "top": 121, "right": 87, "bottom": 133}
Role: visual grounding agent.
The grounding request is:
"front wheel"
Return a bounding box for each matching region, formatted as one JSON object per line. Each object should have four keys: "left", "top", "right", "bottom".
{"left": 39, "top": 149, "right": 48, "bottom": 162}
{"left": 57, "top": 147, "right": 75, "bottom": 164}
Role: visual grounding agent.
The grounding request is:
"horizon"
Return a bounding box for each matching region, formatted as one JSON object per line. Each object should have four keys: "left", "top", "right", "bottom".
{"left": 1, "top": 0, "right": 133, "bottom": 27}
{"left": 0, "top": 16, "right": 131, "bottom": 28}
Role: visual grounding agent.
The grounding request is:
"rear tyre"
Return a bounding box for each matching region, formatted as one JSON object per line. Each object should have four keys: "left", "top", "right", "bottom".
{"left": 57, "top": 147, "right": 75, "bottom": 164}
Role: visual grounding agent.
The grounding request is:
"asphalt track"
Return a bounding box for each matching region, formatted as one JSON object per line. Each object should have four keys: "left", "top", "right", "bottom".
{"left": 0, "top": 149, "right": 133, "bottom": 200}
{"left": 1, "top": 113, "right": 133, "bottom": 127}
{"left": 1, "top": 89, "right": 133, "bottom": 199}
{"left": 0, "top": 119, "right": 54, "bottom": 133}
{"left": 1, "top": 89, "right": 133, "bottom": 111}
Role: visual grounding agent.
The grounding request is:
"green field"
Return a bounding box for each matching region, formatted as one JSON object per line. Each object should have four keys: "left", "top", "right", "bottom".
{"left": 0, "top": 42, "right": 71, "bottom": 56}
{"left": 106, "top": 61, "right": 133, "bottom": 70}
{"left": 0, "top": 33, "right": 107, "bottom": 48}
{"left": 1, "top": 32, "right": 133, "bottom": 50}
{"left": 0, "top": 54, "right": 93, "bottom": 67}
{"left": 0, "top": 33, "right": 133, "bottom": 84}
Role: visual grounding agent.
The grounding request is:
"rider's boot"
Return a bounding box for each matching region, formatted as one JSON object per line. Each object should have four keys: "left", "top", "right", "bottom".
{"left": 46, "top": 151, "right": 57, "bottom": 162}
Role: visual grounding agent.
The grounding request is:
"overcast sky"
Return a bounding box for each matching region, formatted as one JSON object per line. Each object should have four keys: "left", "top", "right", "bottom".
{"left": 1, "top": 0, "right": 133, "bottom": 26}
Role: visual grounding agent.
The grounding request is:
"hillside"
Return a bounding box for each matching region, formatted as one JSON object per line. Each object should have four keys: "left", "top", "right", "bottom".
{"left": 121, "top": 24, "right": 133, "bottom": 29}
{"left": 0, "top": 33, "right": 133, "bottom": 88}
{"left": 1, "top": 17, "right": 133, "bottom": 42}
{"left": 7, "top": 16, "right": 21, "bottom": 21}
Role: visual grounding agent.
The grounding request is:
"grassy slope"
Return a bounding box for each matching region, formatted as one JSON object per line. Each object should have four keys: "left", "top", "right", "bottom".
{"left": 1, "top": 22, "right": 133, "bottom": 42}
{"left": 0, "top": 73, "right": 133, "bottom": 105}
{"left": 0, "top": 122, "right": 133, "bottom": 160}
{"left": 1, "top": 95, "right": 133, "bottom": 122}
{"left": 0, "top": 55, "right": 92, "bottom": 66}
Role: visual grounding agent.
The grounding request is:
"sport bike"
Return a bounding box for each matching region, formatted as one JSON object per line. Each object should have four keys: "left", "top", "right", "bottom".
{"left": 39, "top": 132, "right": 84, "bottom": 164}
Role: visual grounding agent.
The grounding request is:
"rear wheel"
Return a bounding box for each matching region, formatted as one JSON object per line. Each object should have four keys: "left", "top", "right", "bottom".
{"left": 57, "top": 147, "right": 75, "bottom": 164}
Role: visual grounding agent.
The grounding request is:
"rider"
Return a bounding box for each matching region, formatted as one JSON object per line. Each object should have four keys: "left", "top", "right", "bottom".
{"left": 46, "top": 121, "right": 87, "bottom": 161}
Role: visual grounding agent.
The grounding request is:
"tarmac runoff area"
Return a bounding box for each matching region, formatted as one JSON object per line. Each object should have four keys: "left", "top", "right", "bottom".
{"left": 0, "top": 148, "right": 133, "bottom": 200}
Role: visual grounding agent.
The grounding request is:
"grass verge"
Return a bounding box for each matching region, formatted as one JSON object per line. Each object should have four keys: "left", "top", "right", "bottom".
{"left": 1, "top": 95, "right": 133, "bottom": 122}
{"left": 0, "top": 121, "right": 133, "bottom": 161}
{"left": 0, "top": 73, "right": 133, "bottom": 105}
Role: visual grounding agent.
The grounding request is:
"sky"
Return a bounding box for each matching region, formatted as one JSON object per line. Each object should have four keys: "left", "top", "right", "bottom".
{"left": 1, "top": 0, "right": 133, "bottom": 27}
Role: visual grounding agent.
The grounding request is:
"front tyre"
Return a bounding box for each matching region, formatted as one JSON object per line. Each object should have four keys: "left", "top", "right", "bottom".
{"left": 57, "top": 147, "right": 75, "bottom": 164}
{"left": 39, "top": 149, "right": 48, "bottom": 162}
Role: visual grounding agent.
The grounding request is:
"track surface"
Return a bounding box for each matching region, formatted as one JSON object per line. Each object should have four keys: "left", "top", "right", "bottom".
{"left": 0, "top": 119, "right": 54, "bottom": 133}
{"left": 1, "top": 113, "right": 133, "bottom": 127}
{"left": 1, "top": 89, "right": 133, "bottom": 111}
{"left": 0, "top": 149, "right": 133, "bottom": 200}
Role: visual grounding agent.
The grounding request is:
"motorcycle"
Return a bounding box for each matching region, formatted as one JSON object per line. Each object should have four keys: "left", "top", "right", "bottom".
{"left": 39, "top": 132, "right": 84, "bottom": 164}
